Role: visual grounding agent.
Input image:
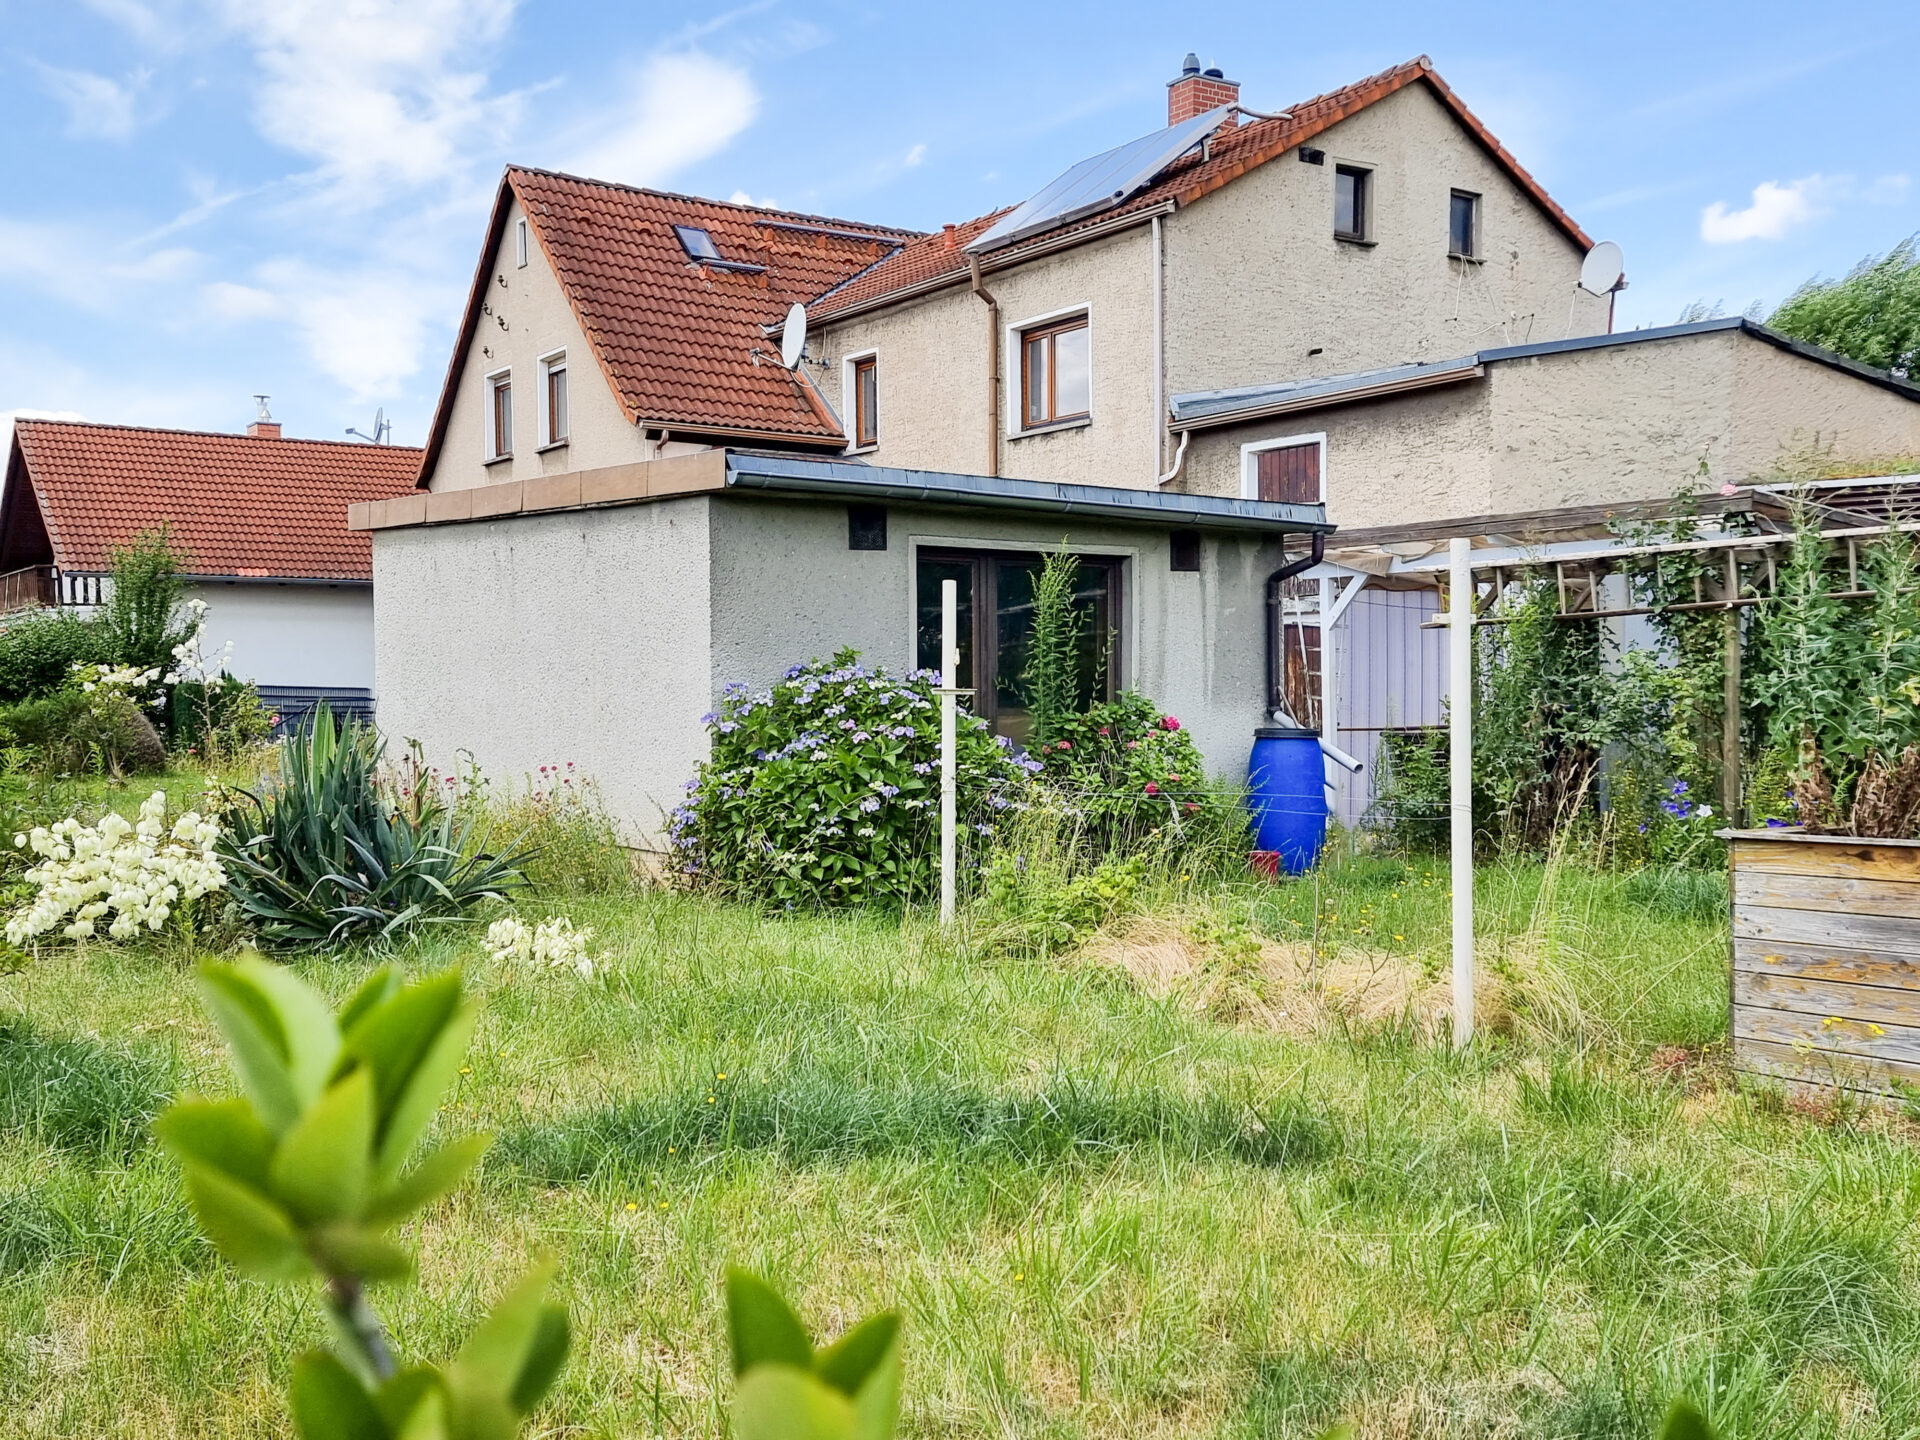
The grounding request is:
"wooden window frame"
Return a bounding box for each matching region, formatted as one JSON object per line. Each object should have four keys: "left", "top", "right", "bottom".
{"left": 1018, "top": 314, "right": 1091, "bottom": 430}
{"left": 537, "top": 351, "right": 568, "bottom": 448}
{"left": 1240, "top": 432, "right": 1326, "bottom": 505}
{"left": 485, "top": 369, "right": 513, "bottom": 461}
{"left": 915, "top": 546, "right": 1123, "bottom": 737}
{"left": 1334, "top": 164, "right": 1371, "bottom": 242}
{"left": 1449, "top": 189, "right": 1480, "bottom": 259}
{"left": 852, "top": 354, "right": 878, "bottom": 449}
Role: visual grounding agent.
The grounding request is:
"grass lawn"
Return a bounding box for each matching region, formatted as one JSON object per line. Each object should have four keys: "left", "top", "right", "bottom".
{"left": 3, "top": 822, "right": 1918, "bottom": 1437}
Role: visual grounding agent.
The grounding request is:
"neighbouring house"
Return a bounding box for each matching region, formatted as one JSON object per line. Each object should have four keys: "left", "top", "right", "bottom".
{"left": 1, "top": 416, "right": 421, "bottom": 723}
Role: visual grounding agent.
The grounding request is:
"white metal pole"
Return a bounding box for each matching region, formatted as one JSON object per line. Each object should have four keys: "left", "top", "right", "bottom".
{"left": 1448, "top": 537, "right": 1474, "bottom": 1048}
{"left": 939, "top": 578, "right": 958, "bottom": 926}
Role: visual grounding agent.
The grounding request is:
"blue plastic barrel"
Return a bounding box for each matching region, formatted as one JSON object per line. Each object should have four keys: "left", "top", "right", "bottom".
{"left": 1248, "top": 727, "right": 1328, "bottom": 875}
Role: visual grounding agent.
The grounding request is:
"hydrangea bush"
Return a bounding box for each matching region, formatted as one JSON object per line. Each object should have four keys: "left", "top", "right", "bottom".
{"left": 7, "top": 791, "right": 224, "bottom": 944}
{"left": 1030, "top": 692, "right": 1248, "bottom": 856}
{"left": 671, "top": 649, "right": 1035, "bottom": 908}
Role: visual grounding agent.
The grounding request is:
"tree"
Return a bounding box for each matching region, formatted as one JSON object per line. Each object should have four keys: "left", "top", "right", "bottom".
{"left": 1769, "top": 236, "right": 1920, "bottom": 377}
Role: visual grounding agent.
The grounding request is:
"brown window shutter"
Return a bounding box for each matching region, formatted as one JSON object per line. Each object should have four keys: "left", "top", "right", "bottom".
{"left": 1256, "top": 443, "right": 1320, "bottom": 504}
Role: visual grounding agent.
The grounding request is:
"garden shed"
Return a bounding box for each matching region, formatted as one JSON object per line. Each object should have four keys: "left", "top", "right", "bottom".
{"left": 354, "top": 450, "right": 1330, "bottom": 844}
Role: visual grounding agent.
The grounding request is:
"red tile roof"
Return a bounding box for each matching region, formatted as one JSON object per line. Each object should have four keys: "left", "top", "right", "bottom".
{"left": 417, "top": 171, "right": 921, "bottom": 482}
{"left": 809, "top": 57, "right": 1593, "bottom": 322}
{"left": 7, "top": 420, "right": 422, "bottom": 580}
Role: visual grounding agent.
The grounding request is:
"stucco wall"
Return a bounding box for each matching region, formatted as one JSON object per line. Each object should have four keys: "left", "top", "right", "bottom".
{"left": 429, "top": 196, "right": 655, "bottom": 491}
{"left": 1178, "top": 330, "right": 1920, "bottom": 529}
{"left": 706, "top": 494, "right": 1285, "bottom": 787}
{"left": 191, "top": 583, "right": 375, "bottom": 690}
{"left": 807, "top": 226, "right": 1158, "bottom": 488}
{"left": 809, "top": 80, "right": 1607, "bottom": 493}
{"left": 1165, "top": 84, "right": 1607, "bottom": 396}
{"left": 370, "top": 499, "right": 714, "bottom": 840}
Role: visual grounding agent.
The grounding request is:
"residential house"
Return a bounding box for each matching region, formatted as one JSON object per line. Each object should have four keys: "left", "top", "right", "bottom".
{"left": 2, "top": 416, "right": 421, "bottom": 723}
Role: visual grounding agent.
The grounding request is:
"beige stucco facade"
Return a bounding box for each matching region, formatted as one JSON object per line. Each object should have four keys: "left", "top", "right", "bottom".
{"left": 807, "top": 82, "right": 1611, "bottom": 491}
{"left": 430, "top": 197, "right": 706, "bottom": 492}
{"left": 1176, "top": 328, "right": 1920, "bottom": 529}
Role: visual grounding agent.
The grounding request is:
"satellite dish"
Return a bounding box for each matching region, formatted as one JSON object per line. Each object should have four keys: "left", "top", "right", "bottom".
{"left": 1579, "top": 240, "right": 1625, "bottom": 296}
{"left": 780, "top": 303, "right": 808, "bottom": 369}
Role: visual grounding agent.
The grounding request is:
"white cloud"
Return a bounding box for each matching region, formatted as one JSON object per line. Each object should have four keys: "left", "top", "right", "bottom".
{"left": 904, "top": 143, "right": 926, "bottom": 168}
{"left": 0, "top": 219, "right": 198, "bottom": 309}
{"left": 1, "top": 408, "right": 88, "bottom": 457}
{"left": 202, "top": 281, "right": 282, "bottom": 320}
{"left": 1867, "top": 174, "right": 1912, "bottom": 205}
{"left": 1700, "top": 176, "right": 1832, "bottom": 244}
{"left": 213, "top": 0, "right": 524, "bottom": 206}
{"left": 563, "top": 52, "right": 758, "bottom": 186}
{"left": 32, "top": 63, "right": 147, "bottom": 140}
{"left": 727, "top": 189, "right": 780, "bottom": 209}
{"left": 252, "top": 259, "right": 454, "bottom": 402}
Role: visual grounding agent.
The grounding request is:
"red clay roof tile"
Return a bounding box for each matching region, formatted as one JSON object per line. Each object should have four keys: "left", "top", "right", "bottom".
{"left": 810, "top": 57, "right": 1592, "bottom": 322}
{"left": 8, "top": 420, "right": 421, "bottom": 581}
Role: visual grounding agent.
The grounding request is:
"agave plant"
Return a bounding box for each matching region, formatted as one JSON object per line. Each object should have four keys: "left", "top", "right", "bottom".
{"left": 219, "top": 704, "right": 527, "bottom": 949}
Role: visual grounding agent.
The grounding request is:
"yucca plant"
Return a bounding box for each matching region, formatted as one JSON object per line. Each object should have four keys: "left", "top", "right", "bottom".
{"left": 219, "top": 704, "right": 528, "bottom": 949}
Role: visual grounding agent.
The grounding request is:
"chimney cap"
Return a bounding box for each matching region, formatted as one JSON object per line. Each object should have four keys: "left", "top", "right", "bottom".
{"left": 1180, "top": 52, "right": 1200, "bottom": 76}
{"left": 1202, "top": 65, "right": 1226, "bottom": 79}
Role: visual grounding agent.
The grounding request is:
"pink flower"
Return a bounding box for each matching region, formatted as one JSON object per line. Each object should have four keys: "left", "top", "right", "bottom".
{"left": 1161, "top": 716, "right": 1181, "bottom": 732}
{"left": 1057, "top": 741, "right": 1072, "bottom": 752}
{"left": 1144, "top": 782, "right": 1160, "bottom": 796}
{"left": 1126, "top": 740, "right": 1139, "bottom": 751}
{"left": 1168, "top": 774, "right": 1181, "bottom": 783}
{"left": 1097, "top": 727, "right": 1110, "bottom": 737}
{"left": 1184, "top": 803, "right": 1198, "bottom": 815}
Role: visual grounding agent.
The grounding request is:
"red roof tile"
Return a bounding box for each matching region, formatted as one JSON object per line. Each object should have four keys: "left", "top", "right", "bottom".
{"left": 810, "top": 57, "right": 1592, "bottom": 322}
{"left": 418, "top": 172, "right": 921, "bottom": 482}
{"left": 7, "top": 421, "right": 422, "bottom": 581}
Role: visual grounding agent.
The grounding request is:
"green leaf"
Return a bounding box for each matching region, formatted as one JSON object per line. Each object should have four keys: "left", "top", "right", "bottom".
{"left": 727, "top": 1268, "right": 814, "bottom": 1376}
{"left": 198, "top": 963, "right": 300, "bottom": 1133}
{"left": 290, "top": 1351, "right": 389, "bottom": 1440}
{"left": 371, "top": 995, "right": 476, "bottom": 1187}
{"left": 845, "top": 1327, "right": 901, "bottom": 1440}
{"left": 815, "top": 1312, "right": 899, "bottom": 1397}
{"left": 342, "top": 971, "right": 463, "bottom": 1119}
{"left": 507, "top": 1306, "right": 570, "bottom": 1414}
{"left": 1658, "top": 1400, "right": 1719, "bottom": 1440}
{"left": 732, "top": 1366, "right": 855, "bottom": 1440}
{"left": 309, "top": 1226, "right": 414, "bottom": 1282}
{"left": 454, "top": 1262, "right": 559, "bottom": 1382}
{"left": 154, "top": 1098, "right": 275, "bottom": 1191}
{"left": 1313, "top": 1425, "right": 1357, "bottom": 1440}
{"left": 181, "top": 1162, "right": 306, "bottom": 1279}
{"left": 239, "top": 954, "right": 343, "bottom": 1108}
{"left": 373, "top": 1368, "right": 445, "bottom": 1435}
{"left": 338, "top": 966, "right": 402, "bottom": 1047}
{"left": 387, "top": 1380, "right": 451, "bottom": 1440}
{"left": 271, "top": 1066, "right": 374, "bottom": 1224}
{"left": 367, "top": 1133, "right": 492, "bottom": 1224}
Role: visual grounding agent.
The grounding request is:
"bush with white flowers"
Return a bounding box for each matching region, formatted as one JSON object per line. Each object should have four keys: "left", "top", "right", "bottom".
{"left": 485, "top": 915, "right": 596, "bottom": 977}
{"left": 6, "top": 791, "right": 225, "bottom": 944}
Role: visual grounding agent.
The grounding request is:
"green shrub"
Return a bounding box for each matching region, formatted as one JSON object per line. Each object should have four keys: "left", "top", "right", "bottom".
{"left": 1029, "top": 691, "right": 1246, "bottom": 858}
{"left": 1368, "top": 727, "right": 1448, "bottom": 849}
{"left": 670, "top": 650, "right": 1034, "bottom": 909}
{"left": 1022, "top": 548, "right": 1093, "bottom": 746}
{"left": 0, "top": 612, "right": 105, "bottom": 703}
{"left": 167, "top": 674, "right": 272, "bottom": 763}
{"left": 99, "top": 527, "right": 192, "bottom": 677}
{"left": 469, "top": 762, "right": 633, "bottom": 896}
{"left": 218, "top": 704, "right": 528, "bottom": 948}
{"left": 0, "top": 688, "right": 167, "bottom": 776}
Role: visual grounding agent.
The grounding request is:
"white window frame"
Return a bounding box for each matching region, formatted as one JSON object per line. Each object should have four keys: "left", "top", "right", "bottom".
{"left": 484, "top": 366, "right": 513, "bottom": 462}
{"left": 536, "top": 349, "right": 569, "bottom": 450}
{"left": 1005, "top": 303, "right": 1093, "bottom": 437}
{"left": 515, "top": 217, "right": 529, "bottom": 268}
{"left": 1240, "top": 431, "right": 1327, "bottom": 503}
{"left": 840, "top": 348, "right": 879, "bottom": 453}
{"left": 1331, "top": 160, "right": 1376, "bottom": 244}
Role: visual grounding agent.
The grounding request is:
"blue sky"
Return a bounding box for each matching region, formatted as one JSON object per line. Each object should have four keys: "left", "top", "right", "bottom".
{"left": 2, "top": 0, "right": 1916, "bottom": 449}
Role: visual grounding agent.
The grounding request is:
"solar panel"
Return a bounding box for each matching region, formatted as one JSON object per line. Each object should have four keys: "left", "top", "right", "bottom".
{"left": 965, "top": 107, "right": 1232, "bottom": 254}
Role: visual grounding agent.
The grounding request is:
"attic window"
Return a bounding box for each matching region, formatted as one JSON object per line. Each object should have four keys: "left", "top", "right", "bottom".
{"left": 675, "top": 226, "right": 721, "bottom": 261}
{"left": 515, "top": 217, "right": 529, "bottom": 267}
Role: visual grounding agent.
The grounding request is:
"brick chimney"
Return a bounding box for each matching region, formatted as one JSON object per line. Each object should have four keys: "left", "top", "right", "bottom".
{"left": 1168, "top": 53, "right": 1239, "bottom": 128}
{"left": 246, "top": 394, "right": 280, "bottom": 440}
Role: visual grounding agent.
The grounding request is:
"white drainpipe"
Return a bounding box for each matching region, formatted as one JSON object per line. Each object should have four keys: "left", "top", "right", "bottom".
{"left": 1150, "top": 215, "right": 1164, "bottom": 488}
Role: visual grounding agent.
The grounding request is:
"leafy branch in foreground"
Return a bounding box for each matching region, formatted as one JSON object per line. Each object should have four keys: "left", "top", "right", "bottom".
{"left": 726, "top": 1268, "right": 902, "bottom": 1440}
{"left": 157, "top": 955, "right": 567, "bottom": 1439}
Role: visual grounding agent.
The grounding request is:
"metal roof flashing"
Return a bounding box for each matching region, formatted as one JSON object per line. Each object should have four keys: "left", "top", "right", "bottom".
{"left": 722, "top": 453, "right": 1331, "bottom": 534}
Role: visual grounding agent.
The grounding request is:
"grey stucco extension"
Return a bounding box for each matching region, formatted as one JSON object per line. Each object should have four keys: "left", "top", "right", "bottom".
{"left": 373, "top": 493, "right": 1290, "bottom": 847}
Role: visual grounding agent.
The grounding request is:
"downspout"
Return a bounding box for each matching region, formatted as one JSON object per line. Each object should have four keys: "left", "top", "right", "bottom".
{"left": 968, "top": 256, "right": 1001, "bottom": 477}
{"left": 1151, "top": 214, "right": 1164, "bottom": 488}
{"left": 1266, "top": 533, "right": 1326, "bottom": 722}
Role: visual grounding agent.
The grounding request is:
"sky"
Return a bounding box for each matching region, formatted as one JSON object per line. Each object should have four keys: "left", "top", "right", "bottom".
{"left": 2, "top": 0, "right": 1917, "bottom": 450}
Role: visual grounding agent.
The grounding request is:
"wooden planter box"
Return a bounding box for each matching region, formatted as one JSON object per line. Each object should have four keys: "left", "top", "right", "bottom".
{"left": 1726, "top": 828, "right": 1920, "bottom": 1103}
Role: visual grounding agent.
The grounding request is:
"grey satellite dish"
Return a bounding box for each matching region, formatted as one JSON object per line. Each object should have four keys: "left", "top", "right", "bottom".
{"left": 781, "top": 302, "right": 808, "bottom": 369}
{"left": 1578, "top": 240, "right": 1625, "bottom": 296}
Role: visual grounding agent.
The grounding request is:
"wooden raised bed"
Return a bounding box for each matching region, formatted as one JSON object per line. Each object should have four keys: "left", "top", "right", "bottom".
{"left": 1725, "top": 828, "right": 1920, "bottom": 1103}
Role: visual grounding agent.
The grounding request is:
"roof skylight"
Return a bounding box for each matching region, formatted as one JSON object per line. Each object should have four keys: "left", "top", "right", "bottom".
{"left": 674, "top": 225, "right": 722, "bottom": 261}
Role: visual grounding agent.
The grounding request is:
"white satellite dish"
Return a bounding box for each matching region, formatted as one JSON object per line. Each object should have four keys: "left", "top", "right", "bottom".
{"left": 780, "top": 302, "right": 808, "bottom": 369}
{"left": 1579, "top": 240, "right": 1625, "bottom": 296}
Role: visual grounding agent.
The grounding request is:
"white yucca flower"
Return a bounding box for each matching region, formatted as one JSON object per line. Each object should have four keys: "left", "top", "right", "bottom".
{"left": 484, "top": 915, "right": 595, "bottom": 978}
{"left": 6, "top": 792, "right": 225, "bottom": 946}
